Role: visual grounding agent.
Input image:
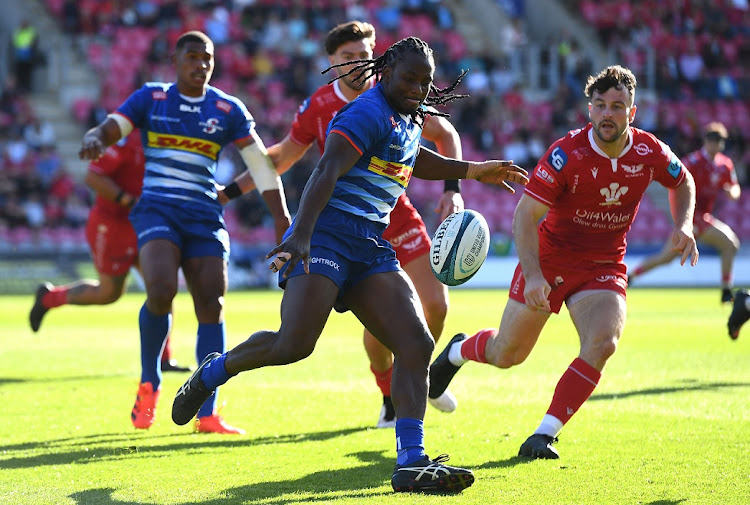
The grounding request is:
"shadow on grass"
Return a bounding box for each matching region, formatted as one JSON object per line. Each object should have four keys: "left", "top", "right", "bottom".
{"left": 645, "top": 500, "right": 686, "bottom": 505}
{"left": 0, "top": 426, "right": 369, "bottom": 470}
{"left": 68, "top": 451, "right": 394, "bottom": 504}
{"left": 0, "top": 373, "right": 132, "bottom": 387}
{"left": 475, "top": 455, "right": 544, "bottom": 470}
{"left": 589, "top": 379, "right": 750, "bottom": 401}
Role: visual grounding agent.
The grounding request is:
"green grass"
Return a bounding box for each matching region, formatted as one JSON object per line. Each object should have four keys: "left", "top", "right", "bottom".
{"left": 1, "top": 288, "right": 749, "bottom": 504}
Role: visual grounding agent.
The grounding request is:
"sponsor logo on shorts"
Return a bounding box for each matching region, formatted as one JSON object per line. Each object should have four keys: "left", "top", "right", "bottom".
{"left": 511, "top": 270, "right": 522, "bottom": 295}
{"left": 596, "top": 274, "right": 627, "bottom": 289}
{"left": 138, "top": 225, "right": 170, "bottom": 239}
{"left": 310, "top": 256, "right": 340, "bottom": 271}
{"left": 389, "top": 227, "right": 422, "bottom": 247}
{"left": 401, "top": 236, "right": 424, "bottom": 251}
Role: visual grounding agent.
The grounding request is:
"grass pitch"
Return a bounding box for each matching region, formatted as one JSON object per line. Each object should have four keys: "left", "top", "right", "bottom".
{"left": 1, "top": 288, "right": 748, "bottom": 504}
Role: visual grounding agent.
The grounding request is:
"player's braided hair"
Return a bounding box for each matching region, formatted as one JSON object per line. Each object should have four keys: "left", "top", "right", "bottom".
{"left": 323, "top": 36, "right": 468, "bottom": 127}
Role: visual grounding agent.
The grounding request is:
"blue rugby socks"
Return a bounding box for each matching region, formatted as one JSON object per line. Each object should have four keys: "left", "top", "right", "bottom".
{"left": 139, "top": 304, "right": 172, "bottom": 388}
{"left": 196, "top": 322, "right": 226, "bottom": 418}
{"left": 396, "top": 418, "right": 426, "bottom": 465}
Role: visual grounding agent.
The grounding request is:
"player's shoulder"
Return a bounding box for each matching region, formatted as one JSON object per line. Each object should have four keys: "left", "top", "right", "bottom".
{"left": 205, "top": 85, "right": 248, "bottom": 113}
{"left": 128, "top": 82, "right": 172, "bottom": 102}
{"left": 298, "top": 83, "right": 340, "bottom": 113}
{"left": 541, "top": 125, "right": 589, "bottom": 172}
{"left": 629, "top": 126, "right": 672, "bottom": 158}
{"left": 715, "top": 151, "right": 734, "bottom": 169}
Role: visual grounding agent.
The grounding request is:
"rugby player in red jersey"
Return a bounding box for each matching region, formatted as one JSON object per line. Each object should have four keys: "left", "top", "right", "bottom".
{"left": 29, "top": 131, "right": 190, "bottom": 372}
{"left": 630, "top": 121, "right": 741, "bottom": 302}
{"left": 429, "top": 65, "right": 699, "bottom": 459}
{"left": 233, "top": 21, "right": 464, "bottom": 426}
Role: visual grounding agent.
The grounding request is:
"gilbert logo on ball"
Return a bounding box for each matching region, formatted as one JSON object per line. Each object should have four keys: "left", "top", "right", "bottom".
{"left": 430, "top": 209, "right": 490, "bottom": 286}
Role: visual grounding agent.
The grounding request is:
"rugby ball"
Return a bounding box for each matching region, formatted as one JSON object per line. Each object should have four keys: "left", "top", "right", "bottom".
{"left": 430, "top": 210, "right": 490, "bottom": 286}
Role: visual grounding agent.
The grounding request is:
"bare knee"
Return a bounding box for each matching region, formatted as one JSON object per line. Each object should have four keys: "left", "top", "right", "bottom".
{"left": 100, "top": 289, "right": 122, "bottom": 305}
{"left": 421, "top": 294, "right": 448, "bottom": 327}
{"left": 487, "top": 350, "right": 525, "bottom": 369}
{"left": 193, "top": 293, "right": 224, "bottom": 321}
{"left": 582, "top": 335, "right": 618, "bottom": 369}
{"left": 145, "top": 283, "right": 177, "bottom": 313}
{"left": 393, "top": 329, "right": 434, "bottom": 369}
{"left": 273, "top": 341, "right": 315, "bottom": 364}
{"left": 271, "top": 329, "right": 318, "bottom": 365}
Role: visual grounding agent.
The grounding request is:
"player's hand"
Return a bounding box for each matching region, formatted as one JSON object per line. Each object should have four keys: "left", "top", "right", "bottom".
{"left": 79, "top": 134, "right": 107, "bottom": 161}
{"left": 466, "top": 160, "right": 529, "bottom": 193}
{"left": 217, "top": 188, "right": 230, "bottom": 206}
{"left": 671, "top": 228, "right": 699, "bottom": 267}
{"left": 523, "top": 274, "right": 551, "bottom": 312}
{"left": 266, "top": 232, "right": 310, "bottom": 278}
{"left": 435, "top": 191, "right": 464, "bottom": 222}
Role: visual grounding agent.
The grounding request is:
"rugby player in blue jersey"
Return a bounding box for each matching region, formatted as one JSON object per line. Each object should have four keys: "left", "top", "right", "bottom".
{"left": 79, "top": 31, "right": 291, "bottom": 434}
{"left": 171, "top": 37, "right": 528, "bottom": 492}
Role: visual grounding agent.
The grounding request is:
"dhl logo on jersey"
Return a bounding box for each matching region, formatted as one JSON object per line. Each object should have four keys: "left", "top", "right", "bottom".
{"left": 367, "top": 157, "right": 412, "bottom": 187}
{"left": 147, "top": 132, "right": 221, "bottom": 159}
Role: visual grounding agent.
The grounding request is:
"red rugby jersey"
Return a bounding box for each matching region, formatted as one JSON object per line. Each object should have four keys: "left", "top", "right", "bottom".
{"left": 683, "top": 148, "right": 736, "bottom": 218}
{"left": 525, "top": 123, "right": 687, "bottom": 262}
{"left": 88, "top": 131, "right": 145, "bottom": 218}
{"left": 290, "top": 81, "right": 351, "bottom": 155}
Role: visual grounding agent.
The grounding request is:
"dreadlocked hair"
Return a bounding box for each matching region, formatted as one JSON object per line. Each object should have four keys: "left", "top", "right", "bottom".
{"left": 323, "top": 36, "right": 469, "bottom": 127}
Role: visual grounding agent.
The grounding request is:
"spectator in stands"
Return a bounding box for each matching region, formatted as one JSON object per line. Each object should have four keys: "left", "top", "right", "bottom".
{"left": 28, "top": 131, "right": 189, "bottom": 372}
{"left": 77, "top": 30, "right": 291, "bottom": 435}
{"left": 428, "top": 65, "right": 698, "bottom": 460}
{"left": 629, "top": 122, "right": 741, "bottom": 302}
{"left": 23, "top": 116, "right": 56, "bottom": 151}
{"left": 11, "top": 19, "right": 39, "bottom": 93}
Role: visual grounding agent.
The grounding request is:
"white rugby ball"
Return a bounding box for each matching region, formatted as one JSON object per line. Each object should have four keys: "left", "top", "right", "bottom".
{"left": 430, "top": 209, "right": 490, "bottom": 286}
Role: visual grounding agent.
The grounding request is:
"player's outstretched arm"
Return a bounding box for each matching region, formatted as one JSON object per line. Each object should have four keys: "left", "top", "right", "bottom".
{"left": 79, "top": 117, "right": 123, "bottom": 161}
{"left": 466, "top": 160, "right": 529, "bottom": 192}
{"left": 668, "top": 171, "right": 699, "bottom": 267}
{"left": 413, "top": 147, "right": 529, "bottom": 192}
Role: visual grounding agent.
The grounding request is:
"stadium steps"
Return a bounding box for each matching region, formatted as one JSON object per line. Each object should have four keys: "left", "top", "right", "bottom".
{"left": 445, "top": 0, "right": 495, "bottom": 55}
{"left": 8, "top": 0, "right": 97, "bottom": 177}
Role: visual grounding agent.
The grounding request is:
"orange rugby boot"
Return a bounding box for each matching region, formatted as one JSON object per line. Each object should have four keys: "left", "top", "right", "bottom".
{"left": 131, "top": 382, "right": 160, "bottom": 429}
{"left": 195, "top": 412, "right": 246, "bottom": 435}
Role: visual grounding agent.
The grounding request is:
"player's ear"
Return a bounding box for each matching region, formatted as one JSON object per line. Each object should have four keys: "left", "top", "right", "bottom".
{"left": 381, "top": 65, "right": 392, "bottom": 85}
{"left": 628, "top": 104, "right": 637, "bottom": 123}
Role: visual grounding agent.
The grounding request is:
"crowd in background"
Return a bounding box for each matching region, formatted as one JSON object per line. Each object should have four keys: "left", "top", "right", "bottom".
{"left": 1, "top": 0, "right": 749, "bottom": 250}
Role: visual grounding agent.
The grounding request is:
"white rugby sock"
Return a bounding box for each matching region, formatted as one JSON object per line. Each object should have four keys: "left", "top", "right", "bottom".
{"left": 534, "top": 414, "right": 564, "bottom": 438}
{"left": 448, "top": 341, "right": 467, "bottom": 366}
